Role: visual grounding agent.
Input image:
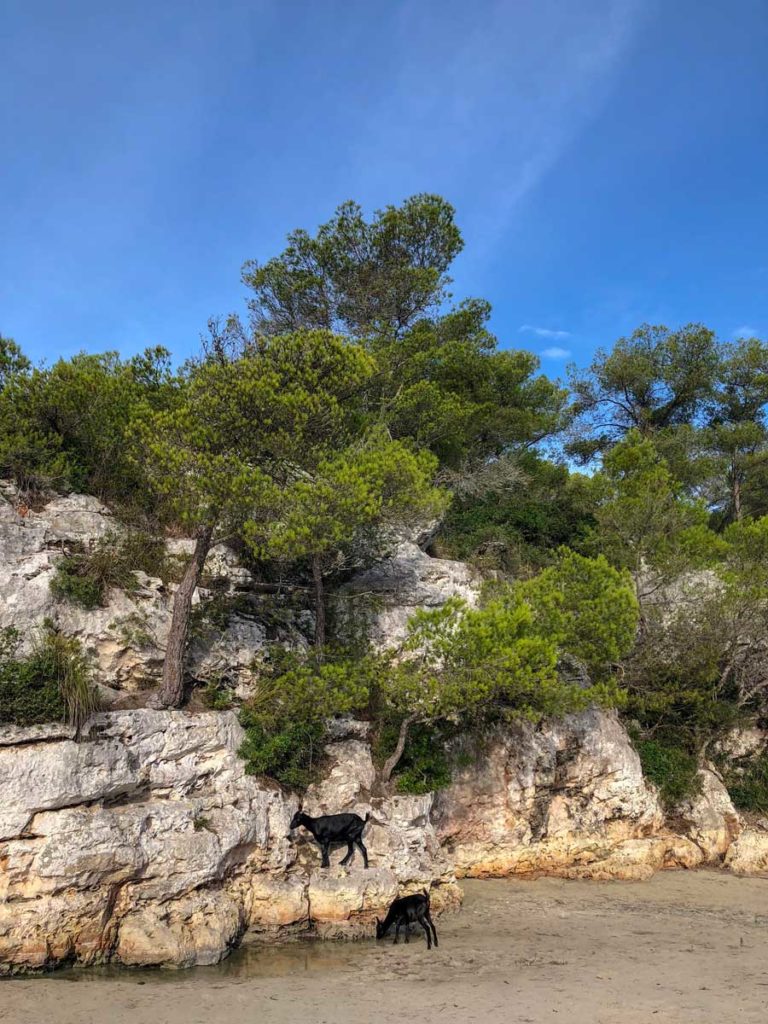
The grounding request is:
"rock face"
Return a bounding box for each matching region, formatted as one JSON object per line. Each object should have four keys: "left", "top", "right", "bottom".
{"left": 433, "top": 708, "right": 670, "bottom": 881}
{"left": 675, "top": 767, "right": 741, "bottom": 863}
{"left": 432, "top": 710, "right": 747, "bottom": 881}
{"left": 2, "top": 484, "right": 766, "bottom": 975}
{"left": 0, "top": 492, "right": 294, "bottom": 698}
{"left": 0, "top": 710, "right": 458, "bottom": 973}
{"left": 725, "top": 829, "right": 768, "bottom": 877}
{"left": 336, "top": 540, "right": 481, "bottom": 648}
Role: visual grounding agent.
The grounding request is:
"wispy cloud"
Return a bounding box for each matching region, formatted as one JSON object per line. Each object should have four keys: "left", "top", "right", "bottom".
{"left": 349, "top": 1, "right": 647, "bottom": 257}
{"left": 734, "top": 325, "right": 758, "bottom": 339}
{"left": 521, "top": 324, "right": 572, "bottom": 340}
{"left": 540, "top": 346, "right": 572, "bottom": 359}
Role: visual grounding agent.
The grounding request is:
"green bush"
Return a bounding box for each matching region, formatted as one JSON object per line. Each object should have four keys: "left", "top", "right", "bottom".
{"left": 238, "top": 649, "right": 371, "bottom": 789}
{"left": 239, "top": 719, "right": 328, "bottom": 790}
{"left": 375, "top": 720, "right": 455, "bottom": 795}
{"left": 50, "top": 529, "right": 171, "bottom": 609}
{"left": 635, "top": 737, "right": 702, "bottom": 808}
{"left": 724, "top": 754, "right": 768, "bottom": 814}
{"left": 202, "top": 677, "right": 235, "bottom": 710}
{"left": 433, "top": 456, "right": 597, "bottom": 574}
{"left": 0, "top": 624, "right": 100, "bottom": 728}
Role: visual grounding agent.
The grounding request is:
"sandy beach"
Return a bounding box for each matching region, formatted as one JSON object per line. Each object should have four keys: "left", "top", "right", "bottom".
{"left": 2, "top": 871, "right": 767, "bottom": 1024}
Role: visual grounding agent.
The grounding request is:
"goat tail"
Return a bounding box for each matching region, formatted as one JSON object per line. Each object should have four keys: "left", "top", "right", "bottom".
{"left": 364, "top": 812, "right": 371, "bottom": 823}
{"left": 423, "top": 886, "right": 430, "bottom": 903}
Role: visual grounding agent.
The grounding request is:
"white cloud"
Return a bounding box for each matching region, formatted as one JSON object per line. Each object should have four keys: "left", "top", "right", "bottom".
{"left": 734, "top": 325, "right": 758, "bottom": 339}
{"left": 541, "top": 346, "right": 572, "bottom": 359}
{"left": 521, "top": 324, "right": 572, "bottom": 340}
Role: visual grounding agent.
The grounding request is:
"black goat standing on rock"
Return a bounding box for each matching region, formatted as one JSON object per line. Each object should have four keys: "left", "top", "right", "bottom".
{"left": 376, "top": 890, "right": 438, "bottom": 949}
{"left": 288, "top": 810, "right": 370, "bottom": 868}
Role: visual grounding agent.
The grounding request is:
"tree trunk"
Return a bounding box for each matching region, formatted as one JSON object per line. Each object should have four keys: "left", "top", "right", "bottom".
{"left": 156, "top": 525, "right": 213, "bottom": 708}
{"left": 312, "top": 553, "right": 326, "bottom": 651}
{"left": 381, "top": 713, "right": 417, "bottom": 783}
{"left": 732, "top": 467, "right": 742, "bottom": 522}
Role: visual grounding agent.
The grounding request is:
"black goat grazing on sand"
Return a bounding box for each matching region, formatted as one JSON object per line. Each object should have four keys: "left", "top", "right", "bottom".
{"left": 376, "top": 889, "right": 438, "bottom": 949}
{"left": 288, "top": 810, "right": 370, "bottom": 868}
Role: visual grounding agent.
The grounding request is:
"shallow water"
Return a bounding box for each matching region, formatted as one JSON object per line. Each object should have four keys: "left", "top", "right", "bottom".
{"left": 50, "top": 935, "right": 387, "bottom": 984}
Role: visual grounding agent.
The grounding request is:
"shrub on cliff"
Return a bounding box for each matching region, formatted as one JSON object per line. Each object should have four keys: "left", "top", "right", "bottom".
{"left": 634, "top": 737, "right": 702, "bottom": 809}
{"left": 377, "top": 553, "right": 634, "bottom": 785}
{"left": 0, "top": 624, "right": 100, "bottom": 729}
{"left": 238, "top": 649, "right": 373, "bottom": 788}
{"left": 238, "top": 550, "right": 636, "bottom": 792}
{"left": 723, "top": 751, "right": 768, "bottom": 814}
{"left": 50, "top": 530, "right": 171, "bottom": 609}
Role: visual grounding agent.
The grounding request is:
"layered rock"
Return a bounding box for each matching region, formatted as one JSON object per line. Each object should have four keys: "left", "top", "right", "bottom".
{"left": 431, "top": 708, "right": 745, "bottom": 881}
{"left": 0, "top": 710, "right": 457, "bottom": 973}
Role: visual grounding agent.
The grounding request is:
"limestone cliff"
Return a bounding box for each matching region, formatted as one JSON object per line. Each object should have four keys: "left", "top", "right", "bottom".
{"left": 0, "top": 486, "right": 766, "bottom": 973}
{"left": 0, "top": 710, "right": 458, "bottom": 972}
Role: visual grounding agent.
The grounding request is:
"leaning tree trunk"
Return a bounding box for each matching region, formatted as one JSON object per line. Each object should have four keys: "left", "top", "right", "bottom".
{"left": 156, "top": 524, "right": 214, "bottom": 708}
{"left": 380, "top": 713, "right": 417, "bottom": 783}
{"left": 312, "top": 553, "right": 326, "bottom": 651}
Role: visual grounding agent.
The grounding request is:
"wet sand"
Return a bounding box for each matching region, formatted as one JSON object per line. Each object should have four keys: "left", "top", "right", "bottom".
{"left": 3, "top": 871, "right": 768, "bottom": 1024}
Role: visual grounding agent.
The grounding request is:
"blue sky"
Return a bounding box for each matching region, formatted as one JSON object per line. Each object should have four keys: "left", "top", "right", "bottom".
{"left": 2, "top": 0, "right": 767, "bottom": 372}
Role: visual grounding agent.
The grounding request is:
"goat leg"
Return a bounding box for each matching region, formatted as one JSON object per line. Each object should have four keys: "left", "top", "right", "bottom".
{"left": 355, "top": 838, "right": 369, "bottom": 868}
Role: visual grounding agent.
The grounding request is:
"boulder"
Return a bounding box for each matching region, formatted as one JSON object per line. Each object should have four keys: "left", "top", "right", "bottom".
{"left": 724, "top": 829, "right": 768, "bottom": 877}
{"left": 673, "top": 767, "right": 741, "bottom": 863}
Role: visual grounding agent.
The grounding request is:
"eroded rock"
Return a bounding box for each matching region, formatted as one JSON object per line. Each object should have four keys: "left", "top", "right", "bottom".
{"left": 433, "top": 708, "right": 669, "bottom": 881}
{"left": 0, "top": 710, "right": 455, "bottom": 972}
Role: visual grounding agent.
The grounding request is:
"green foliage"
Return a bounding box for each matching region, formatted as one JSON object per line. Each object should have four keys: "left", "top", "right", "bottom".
{"left": 235, "top": 552, "right": 631, "bottom": 793}
{"left": 515, "top": 549, "right": 638, "bottom": 677}
{"left": 242, "top": 198, "right": 568, "bottom": 471}
{"left": 50, "top": 530, "right": 167, "bottom": 609}
{"left": 201, "top": 677, "right": 235, "bottom": 710}
{"left": 0, "top": 624, "right": 99, "bottom": 728}
{"left": 50, "top": 562, "right": 104, "bottom": 609}
{"left": 244, "top": 431, "right": 446, "bottom": 580}
{"left": 567, "top": 322, "right": 719, "bottom": 462}
{"left": 723, "top": 752, "right": 768, "bottom": 814}
{"left": 385, "top": 556, "right": 631, "bottom": 732}
{"left": 433, "top": 455, "right": 597, "bottom": 573}
{"left": 134, "top": 330, "right": 375, "bottom": 537}
{"left": 589, "top": 431, "right": 720, "bottom": 588}
{"left": 243, "top": 194, "right": 463, "bottom": 339}
{"left": 622, "top": 514, "right": 768, "bottom": 760}
{"left": 373, "top": 302, "right": 569, "bottom": 469}
{"left": 0, "top": 335, "right": 30, "bottom": 388}
{"left": 0, "top": 346, "right": 175, "bottom": 503}
{"left": 238, "top": 649, "right": 372, "bottom": 788}
{"left": 634, "top": 738, "right": 702, "bottom": 808}
{"left": 374, "top": 720, "right": 455, "bottom": 795}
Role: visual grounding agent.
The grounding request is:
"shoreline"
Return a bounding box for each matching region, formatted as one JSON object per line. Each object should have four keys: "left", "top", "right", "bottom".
{"left": 3, "top": 871, "right": 767, "bottom": 1023}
